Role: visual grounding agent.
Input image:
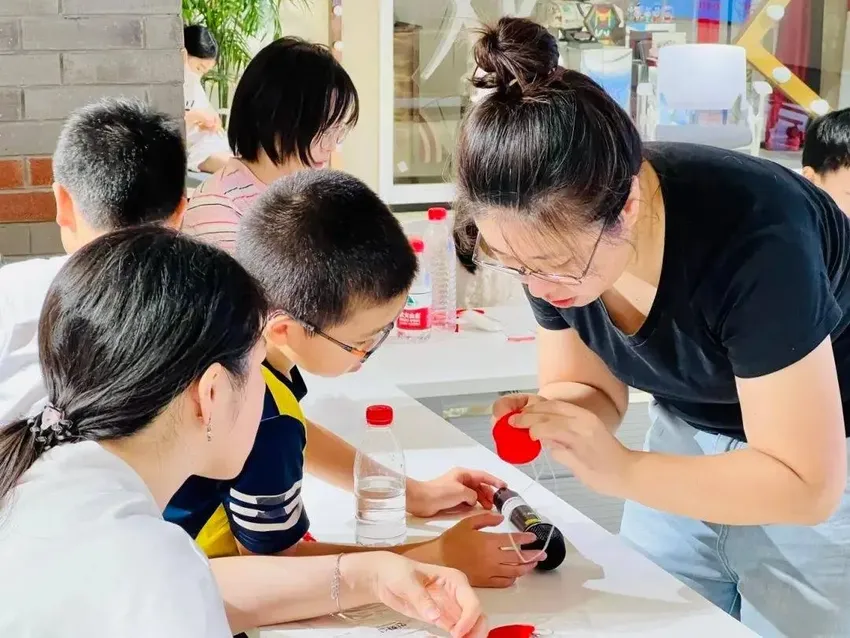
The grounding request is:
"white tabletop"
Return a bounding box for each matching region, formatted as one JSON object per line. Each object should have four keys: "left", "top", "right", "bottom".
{"left": 363, "top": 306, "right": 540, "bottom": 399}
{"left": 363, "top": 306, "right": 649, "bottom": 404}
{"left": 259, "top": 367, "right": 756, "bottom": 637}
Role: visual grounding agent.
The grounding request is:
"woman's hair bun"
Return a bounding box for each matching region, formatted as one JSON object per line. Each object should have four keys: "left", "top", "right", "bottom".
{"left": 472, "top": 17, "right": 559, "bottom": 96}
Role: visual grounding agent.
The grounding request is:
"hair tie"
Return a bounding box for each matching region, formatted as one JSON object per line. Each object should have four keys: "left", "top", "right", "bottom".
{"left": 28, "top": 405, "right": 74, "bottom": 450}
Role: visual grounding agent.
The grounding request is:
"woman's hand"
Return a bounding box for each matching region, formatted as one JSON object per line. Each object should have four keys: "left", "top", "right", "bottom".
{"left": 491, "top": 393, "right": 545, "bottom": 422}
{"left": 511, "top": 399, "right": 637, "bottom": 497}
{"left": 364, "top": 552, "right": 488, "bottom": 638}
{"left": 411, "top": 512, "right": 541, "bottom": 588}
{"left": 407, "top": 468, "right": 506, "bottom": 517}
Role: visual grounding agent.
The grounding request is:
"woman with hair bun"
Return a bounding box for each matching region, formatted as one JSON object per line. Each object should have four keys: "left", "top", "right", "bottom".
{"left": 460, "top": 16, "right": 850, "bottom": 637}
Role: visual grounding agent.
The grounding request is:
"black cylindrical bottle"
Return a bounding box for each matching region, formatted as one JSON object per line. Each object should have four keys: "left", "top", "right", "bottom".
{"left": 493, "top": 487, "right": 567, "bottom": 571}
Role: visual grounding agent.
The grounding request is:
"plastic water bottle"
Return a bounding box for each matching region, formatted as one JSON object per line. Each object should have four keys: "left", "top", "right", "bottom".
{"left": 354, "top": 405, "right": 407, "bottom": 546}
{"left": 395, "top": 237, "right": 431, "bottom": 342}
{"left": 424, "top": 207, "right": 457, "bottom": 332}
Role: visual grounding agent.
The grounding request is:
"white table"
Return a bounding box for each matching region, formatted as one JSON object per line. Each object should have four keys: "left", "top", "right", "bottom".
{"left": 365, "top": 305, "right": 540, "bottom": 399}
{"left": 260, "top": 308, "right": 756, "bottom": 637}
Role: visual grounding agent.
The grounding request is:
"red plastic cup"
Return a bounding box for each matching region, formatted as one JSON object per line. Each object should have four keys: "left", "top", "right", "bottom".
{"left": 492, "top": 410, "right": 541, "bottom": 464}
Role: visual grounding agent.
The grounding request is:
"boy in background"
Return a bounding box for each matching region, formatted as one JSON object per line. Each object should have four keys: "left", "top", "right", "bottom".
{"left": 0, "top": 98, "right": 186, "bottom": 424}
{"left": 802, "top": 107, "right": 850, "bottom": 214}
{"left": 165, "top": 170, "right": 542, "bottom": 632}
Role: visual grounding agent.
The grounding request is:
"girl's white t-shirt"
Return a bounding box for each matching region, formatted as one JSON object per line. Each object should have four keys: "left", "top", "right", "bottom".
{"left": 0, "top": 441, "right": 232, "bottom": 638}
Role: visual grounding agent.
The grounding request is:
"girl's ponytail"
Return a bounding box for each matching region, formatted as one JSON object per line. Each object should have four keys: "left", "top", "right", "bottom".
{"left": 0, "top": 417, "right": 41, "bottom": 503}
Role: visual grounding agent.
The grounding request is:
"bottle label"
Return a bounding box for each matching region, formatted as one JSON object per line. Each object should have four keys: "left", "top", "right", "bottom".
{"left": 397, "top": 289, "right": 432, "bottom": 331}
{"left": 500, "top": 495, "right": 541, "bottom": 529}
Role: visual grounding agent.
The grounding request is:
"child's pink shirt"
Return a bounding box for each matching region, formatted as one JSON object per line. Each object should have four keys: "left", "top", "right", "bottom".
{"left": 183, "top": 158, "right": 267, "bottom": 254}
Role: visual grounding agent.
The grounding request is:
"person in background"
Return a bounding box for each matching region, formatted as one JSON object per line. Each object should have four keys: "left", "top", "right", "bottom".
{"left": 0, "top": 228, "right": 486, "bottom": 638}
{"left": 0, "top": 98, "right": 187, "bottom": 425}
{"left": 802, "top": 107, "right": 850, "bottom": 214}
{"left": 182, "top": 36, "right": 358, "bottom": 254}
{"left": 183, "top": 24, "right": 232, "bottom": 175}
{"left": 459, "top": 17, "right": 850, "bottom": 637}
{"left": 167, "top": 171, "right": 539, "bottom": 633}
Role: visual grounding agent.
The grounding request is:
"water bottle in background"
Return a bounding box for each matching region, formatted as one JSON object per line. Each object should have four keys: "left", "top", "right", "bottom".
{"left": 424, "top": 207, "right": 457, "bottom": 332}
{"left": 396, "top": 237, "right": 431, "bottom": 342}
{"left": 354, "top": 405, "right": 407, "bottom": 546}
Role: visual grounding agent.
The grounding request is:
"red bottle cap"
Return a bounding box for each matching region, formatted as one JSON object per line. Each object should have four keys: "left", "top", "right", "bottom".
{"left": 488, "top": 625, "right": 536, "bottom": 638}
{"left": 366, "top": 404, "right": 394, "bottom": 427}
{"left": 492, "top": 410, "right": 541, "bottom": 464}
{"left": 409, "top": 237, "right": 425, "bottom": 253}
{"left": 427, "top": 207, "right": 448, "bottom": 221}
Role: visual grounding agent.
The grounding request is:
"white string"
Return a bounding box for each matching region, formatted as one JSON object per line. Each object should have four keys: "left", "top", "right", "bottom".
{"left": 504, "top": 446, "right": 557, "bottom": 565}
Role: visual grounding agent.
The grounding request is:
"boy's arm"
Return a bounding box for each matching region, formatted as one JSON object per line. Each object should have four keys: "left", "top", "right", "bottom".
{"left": 304, "top": 420, "right": 506, "bottom": 517}
{"left": 233, "top": 510, "right": 540, "bottom": 595}
{"left": 303, "top": 418, "right": 357, "bottom": 491}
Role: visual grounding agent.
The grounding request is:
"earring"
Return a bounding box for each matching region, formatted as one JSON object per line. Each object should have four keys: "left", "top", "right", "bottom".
{"left": 206, "top": 421, "right": 212, "bottom": 442}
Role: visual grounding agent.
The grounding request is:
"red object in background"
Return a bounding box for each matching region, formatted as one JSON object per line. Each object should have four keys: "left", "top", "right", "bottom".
{"left": 763, "top": 0, "right": 813, "bottom": 149}
{"left": 488, "top": 625, "right": 537, "bottom": 638}
{"left": 775, "top": 0, "right": 810, "bottom": 82}
{"left": 697, "top": 18, "right": 720, "bottom": 43}
{"left": 303, "top": 532, "right": 317, "bottom": 542}
{"left": 492, "top": 410, "right": 542, "bottom": 465}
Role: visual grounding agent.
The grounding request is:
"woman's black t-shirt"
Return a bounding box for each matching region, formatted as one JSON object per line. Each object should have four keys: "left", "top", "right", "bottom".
{"left": 527, "top": 142, "right": 850, "bottom": 440}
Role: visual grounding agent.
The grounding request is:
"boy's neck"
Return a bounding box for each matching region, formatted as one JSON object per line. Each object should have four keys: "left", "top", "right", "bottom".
{"left": 264, "top": 343, "right": 295, "bottom": 378}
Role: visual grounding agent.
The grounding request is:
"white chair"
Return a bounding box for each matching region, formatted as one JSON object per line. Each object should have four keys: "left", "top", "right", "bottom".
{"left": 636, "top": 44, "right": 772, "bottom": 156}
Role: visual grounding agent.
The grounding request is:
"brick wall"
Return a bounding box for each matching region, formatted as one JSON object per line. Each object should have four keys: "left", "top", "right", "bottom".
{"left": 0, "top": 0, "right": 183, "bottom": 262}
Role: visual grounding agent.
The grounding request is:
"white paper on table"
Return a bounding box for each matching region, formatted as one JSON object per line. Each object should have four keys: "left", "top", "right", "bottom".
{"left": 268, "top": 604, "right": 444, "bottom": 638}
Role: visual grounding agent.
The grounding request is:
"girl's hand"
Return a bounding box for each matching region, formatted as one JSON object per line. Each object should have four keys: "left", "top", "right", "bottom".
{"left": 185, "top": 109, "right": 220, "bottom": 131}
{"left": 511, "top": 400, "right": 637, "bottom": 497}
{"left": 368, "top": 552, "right": 488, "bottom": 638}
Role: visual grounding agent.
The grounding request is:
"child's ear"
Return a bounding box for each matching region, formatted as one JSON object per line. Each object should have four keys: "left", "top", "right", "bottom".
{"left": 53, "top": 182, "right": 77, "bottom": 232}
{"left": 264, "top": 314, "right": 298, "bottom": 349}
{"left": 801, "top": 166, "right": 821, "bottom": 185}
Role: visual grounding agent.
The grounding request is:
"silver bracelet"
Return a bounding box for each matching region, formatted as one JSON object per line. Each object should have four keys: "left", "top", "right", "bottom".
{"left": 331, "top": 553, "right": 344, "bottom": 613}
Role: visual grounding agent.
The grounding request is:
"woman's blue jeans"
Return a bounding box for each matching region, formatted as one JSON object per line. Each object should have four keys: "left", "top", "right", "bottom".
{"left": 620, "top": 401, "right": 850, "bottom": 638}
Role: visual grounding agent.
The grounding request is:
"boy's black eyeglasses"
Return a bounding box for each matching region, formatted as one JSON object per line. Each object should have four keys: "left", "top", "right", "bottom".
{"left": 296, "top": 318, "right": 395, "bottom": 363}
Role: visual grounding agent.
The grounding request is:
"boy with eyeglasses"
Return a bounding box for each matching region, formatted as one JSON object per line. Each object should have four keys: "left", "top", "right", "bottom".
{"left": 165, "top": 171, "right": 543, "bottom": 628}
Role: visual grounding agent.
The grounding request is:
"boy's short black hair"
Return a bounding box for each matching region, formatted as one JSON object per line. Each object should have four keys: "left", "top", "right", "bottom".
{"left": 804, "top": 108, "right": 850, "bottom": 175}
{"left": 184, "top": 24, "right": 218, "bottom": 60}
{"left": 52, "top": 98, "right": 186, "bottom": 231}
{"left": 236, "top": 170, "right": 416, "bottom": 330}
{"left": 227, "top": 37, "right": 359, "bottom": 167}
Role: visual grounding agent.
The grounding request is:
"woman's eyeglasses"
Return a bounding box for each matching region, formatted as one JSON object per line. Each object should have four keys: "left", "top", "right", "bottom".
{"left": 471, "top": 228, "right": 604, "bottom": 286}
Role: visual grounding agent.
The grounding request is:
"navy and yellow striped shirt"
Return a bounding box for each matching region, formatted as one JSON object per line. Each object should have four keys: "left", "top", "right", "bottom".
{"left": 164, "top": 363, "right": 309, "bottom": 557}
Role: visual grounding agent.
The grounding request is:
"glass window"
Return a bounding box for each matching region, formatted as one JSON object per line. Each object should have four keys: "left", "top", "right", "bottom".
{"left": 382, "top": 0, "right": 850, "bottom": 204}
{"left": 387, "top": 1, "right": 552, "bottom": 204}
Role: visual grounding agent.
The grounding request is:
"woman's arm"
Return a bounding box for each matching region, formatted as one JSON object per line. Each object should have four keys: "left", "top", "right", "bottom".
{"left": 621, "top": 337, "right": 847, "bottom": 525}
{"left": 212, "top": 551, "right": 488, "bottom": 638}
{"left": 537, "top": 326, "right": 629, "bottom": 430}
{"left": 211, "top": 553, "right": 375, "bottom": 633}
